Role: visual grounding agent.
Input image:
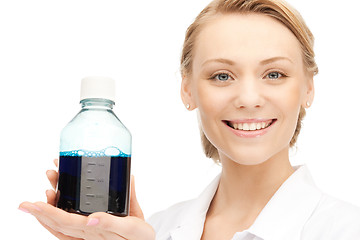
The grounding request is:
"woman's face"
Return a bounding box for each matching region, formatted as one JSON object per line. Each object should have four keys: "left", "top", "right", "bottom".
{"left": 182, "top": 13, "right": 314, "bottom": 165}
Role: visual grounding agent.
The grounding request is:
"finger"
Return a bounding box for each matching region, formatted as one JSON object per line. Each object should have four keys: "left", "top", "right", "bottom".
{"left": 33, "top": 208, "right": 85, "bottom": 238}
{"left": 38, "top": 220, "right": 82, "bottom": 240}
{"left": 20, "top": 202, "right": 73, "bottom": 237}
{"left": 33, "top": 201, "right": 88, "bottom": 227}
{"left": 20, "top": 201, "right": 87, "bottom": 239}
{"left": 54, "top": 158, "right": 59, "bottom": 168}
{"left": 46, "top": 170, "right": 59, "bottom": 190}
{"left": 83, "top": 216, "right": 128, "bottom": 240}
{"left": 46, "top": 189, "right": 57, "bottom": 206}
{"left": 88, "top": 212, "right": 155, "bottom": 240}
{"left": 129, "top": 175, "right": 144, "bottom": 220}
{"left": 84, "top": 230, "right": 127, "bottom": 240}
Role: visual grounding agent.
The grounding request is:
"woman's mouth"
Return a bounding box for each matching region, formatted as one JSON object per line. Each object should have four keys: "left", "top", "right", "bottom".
{"left": 225, "top": 119, "right": 275, "bottom": 130}
{"left": 223, "top": 119, "right": 277, "bottom": 137}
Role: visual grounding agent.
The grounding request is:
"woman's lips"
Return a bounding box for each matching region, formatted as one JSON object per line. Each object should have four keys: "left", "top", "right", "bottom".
{"left": 223, "top": 119, "right": 277, "bottom": 138}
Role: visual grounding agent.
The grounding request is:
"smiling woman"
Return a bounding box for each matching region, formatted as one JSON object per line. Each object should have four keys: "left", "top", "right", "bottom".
{"left": 149, "top": 0, "right": 360, "bottom": 239}
{"left": 182, "top": 1, "right": 317, "bottom": 162}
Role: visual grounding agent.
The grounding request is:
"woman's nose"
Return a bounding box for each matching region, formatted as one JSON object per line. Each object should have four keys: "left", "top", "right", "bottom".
{"left": 233, "top": 78, "right": 264, "bottom": 109}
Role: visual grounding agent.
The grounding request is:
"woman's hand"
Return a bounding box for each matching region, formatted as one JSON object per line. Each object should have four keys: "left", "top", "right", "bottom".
{"left": 19, "top": 159, "right": 155, "bottom": 240}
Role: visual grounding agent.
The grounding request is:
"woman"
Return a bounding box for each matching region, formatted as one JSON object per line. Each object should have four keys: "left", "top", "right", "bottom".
{"left": 19, "top": 0, "right": 360, "bottom": 239}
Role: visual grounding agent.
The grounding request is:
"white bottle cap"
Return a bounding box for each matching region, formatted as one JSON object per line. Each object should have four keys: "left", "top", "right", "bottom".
{"left": 80, "top": 76, "right": 116, "bottom": 102}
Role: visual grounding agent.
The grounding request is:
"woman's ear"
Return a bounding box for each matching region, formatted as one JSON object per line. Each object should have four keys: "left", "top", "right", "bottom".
{"left": 303, "top": 75, "right": 315, "bottom": 108}
{"left": 181, "top": 76, "right": 196, "bottom": 110}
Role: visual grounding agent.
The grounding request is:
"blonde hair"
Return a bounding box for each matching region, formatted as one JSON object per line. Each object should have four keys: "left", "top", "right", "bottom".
{"left": 181, "top": 0, "right": 318, "bottom": 161}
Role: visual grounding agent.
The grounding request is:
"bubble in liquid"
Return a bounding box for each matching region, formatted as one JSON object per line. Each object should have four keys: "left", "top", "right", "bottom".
{"left": 105, "top": 147, "right": 120, "bottom": 156}
{"left": 60, "top": 147, "right": 130, "bottom": 157}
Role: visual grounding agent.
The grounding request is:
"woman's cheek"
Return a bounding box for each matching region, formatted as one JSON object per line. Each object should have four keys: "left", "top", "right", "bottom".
{"left": 196, "top": 84, "right": 227, "bottom": 125}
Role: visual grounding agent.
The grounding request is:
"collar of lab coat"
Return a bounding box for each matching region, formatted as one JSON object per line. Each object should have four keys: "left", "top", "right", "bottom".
{"left": 169, "top": 165, "right": 323, "bottom": 240}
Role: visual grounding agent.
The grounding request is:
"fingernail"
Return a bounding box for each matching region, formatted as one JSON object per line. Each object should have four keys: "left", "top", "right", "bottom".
{"left": 87, "top": 218, "right": 99, "bottom": 226}
{"left": 18, "top": 207, "right": 30, "bottom": 214}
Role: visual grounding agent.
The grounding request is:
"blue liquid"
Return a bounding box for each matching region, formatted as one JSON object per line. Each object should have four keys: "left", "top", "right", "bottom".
{"left": 57, "top": 149, "right": 131, "bottom": 216}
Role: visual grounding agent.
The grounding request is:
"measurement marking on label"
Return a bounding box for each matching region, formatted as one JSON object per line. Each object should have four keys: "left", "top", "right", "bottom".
{"left": 80, "top": 156, "right": 111, "bottom": 212}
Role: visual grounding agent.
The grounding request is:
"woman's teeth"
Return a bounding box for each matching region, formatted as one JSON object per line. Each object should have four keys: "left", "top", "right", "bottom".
{"left": 229, "top": 120, "right": 273, "bottom": 131}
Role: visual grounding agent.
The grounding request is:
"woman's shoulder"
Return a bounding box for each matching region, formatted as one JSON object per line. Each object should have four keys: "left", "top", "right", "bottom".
{"left": 314, "top": 193, "right": 360, "bottom": 222}
{"left": 303, "top": 193, "right": 360, "bottom": 239}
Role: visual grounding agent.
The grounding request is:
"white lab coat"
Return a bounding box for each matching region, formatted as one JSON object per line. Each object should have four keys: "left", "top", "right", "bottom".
{"left": 148, "top": 165, "right": 360, "bottom": 240}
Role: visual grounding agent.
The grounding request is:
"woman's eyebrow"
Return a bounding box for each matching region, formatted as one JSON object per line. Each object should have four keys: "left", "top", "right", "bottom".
{"left": 201, "top": 58, "right": 236, "bottom": 67}
{"left": 260, "top": 56, "right": 293, "bottom": 65}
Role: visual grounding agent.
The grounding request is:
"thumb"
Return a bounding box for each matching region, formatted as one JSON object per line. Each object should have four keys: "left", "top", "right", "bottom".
{"left": 129, "top": 175, "right": 145, "bottom": 220}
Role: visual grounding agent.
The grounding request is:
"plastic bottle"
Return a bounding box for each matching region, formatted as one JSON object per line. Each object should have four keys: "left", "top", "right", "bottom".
{"left": 56, "top": 76, "right": 131, "bottom": 216}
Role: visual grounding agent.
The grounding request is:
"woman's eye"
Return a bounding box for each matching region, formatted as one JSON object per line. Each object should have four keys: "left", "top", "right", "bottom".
{"left": 266, "top": 72, "right": 283, "bottom": 79}
{"left": 215, "top": 73, "right": 230, "bottom": 81}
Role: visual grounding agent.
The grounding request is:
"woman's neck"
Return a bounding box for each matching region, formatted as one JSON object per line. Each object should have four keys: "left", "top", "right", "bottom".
{"left": 207, "top": 147, "right": 294, "bottom": 226}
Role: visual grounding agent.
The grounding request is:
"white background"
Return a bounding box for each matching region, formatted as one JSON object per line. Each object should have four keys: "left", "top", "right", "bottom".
{"left": 1, "top": 0, "right": 359, "bottom": 239}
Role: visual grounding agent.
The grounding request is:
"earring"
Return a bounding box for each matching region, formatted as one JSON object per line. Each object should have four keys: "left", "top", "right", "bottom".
{"left": 186, "top": 103, "right": 190, "bottom": 109}
{"left": 306, "top": 101, "right": 311, "bottom": 107}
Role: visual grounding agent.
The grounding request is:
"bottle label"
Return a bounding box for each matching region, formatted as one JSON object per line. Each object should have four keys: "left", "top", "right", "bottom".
{"left": 79, "top": 156, "right": 111, "bottom": 213}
